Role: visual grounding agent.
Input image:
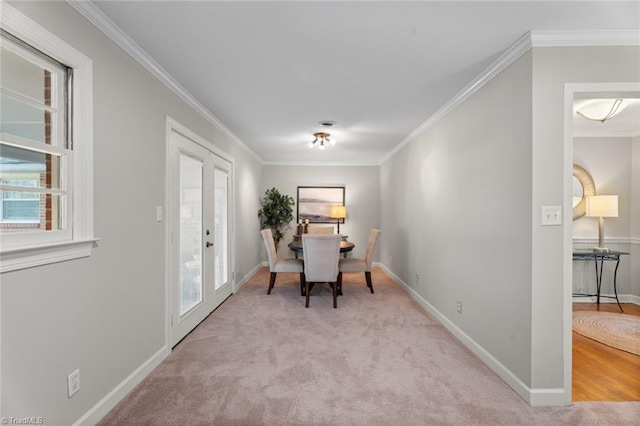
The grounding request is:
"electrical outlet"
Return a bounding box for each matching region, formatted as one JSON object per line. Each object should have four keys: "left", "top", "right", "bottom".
{"left": 68, "top": 369, "right": 80, "bottom": 398}
{"left": 457, "top": 301, "right": 462, "bottom": 314}
{"left": 415, "top": 274, "right": 419, "bottom": 284}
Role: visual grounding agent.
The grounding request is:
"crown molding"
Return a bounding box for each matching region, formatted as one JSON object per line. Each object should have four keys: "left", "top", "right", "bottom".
{"left": 379, "top": 32, "right": 533, "bottom": 165}
{"left": 380, "top": 29, "right": 640, "bottom": 166}
{"left": 530, "top": 29, "right": 640, "bottom": 47}
{"left": 66, "top": 0, "right": 263, "bottom": 164}
{"left": 60, "top": 4, "right": 640, "bottom": 167}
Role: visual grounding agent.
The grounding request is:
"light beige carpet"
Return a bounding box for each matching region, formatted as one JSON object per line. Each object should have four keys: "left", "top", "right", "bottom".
{"left": 99, "top": 268, "right": 639, "bottom": 425}
{"left": 573, "top": 311, "right": 640, "bottom": 356}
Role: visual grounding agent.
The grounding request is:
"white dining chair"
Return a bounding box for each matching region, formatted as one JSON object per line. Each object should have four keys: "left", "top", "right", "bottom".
{"left": 261, "top": 228, "right": 304, "bottom": 295}
{"left": 301, "top": 234, "right": 341, "bottom": 308}
{"left": 338, "top": 229, "right": 381, "bottom": 294}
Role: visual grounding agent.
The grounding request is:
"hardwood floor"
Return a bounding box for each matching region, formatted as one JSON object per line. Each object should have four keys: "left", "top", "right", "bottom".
{"left": 572, "top": 303, "right": 640, "bottom": 402}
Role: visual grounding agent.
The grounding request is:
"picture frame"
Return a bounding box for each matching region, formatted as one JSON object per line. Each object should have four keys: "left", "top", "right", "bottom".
{"left": 297, "top": 186, "right": 345, "bottom": 223}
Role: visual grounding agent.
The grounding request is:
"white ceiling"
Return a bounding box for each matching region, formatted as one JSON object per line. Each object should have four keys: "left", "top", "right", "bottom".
{"left": 86, "top": 1, "right": 640, "bottom": 164}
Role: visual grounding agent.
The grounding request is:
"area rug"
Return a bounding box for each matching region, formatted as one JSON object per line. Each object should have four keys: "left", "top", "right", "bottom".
{"left": 573, "top": 311, "right": 640, "bottom": 356}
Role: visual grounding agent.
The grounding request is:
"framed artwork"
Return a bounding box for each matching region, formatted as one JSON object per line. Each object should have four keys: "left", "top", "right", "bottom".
{"left": 297, "top": 186, "right": 345, "bottom": 223}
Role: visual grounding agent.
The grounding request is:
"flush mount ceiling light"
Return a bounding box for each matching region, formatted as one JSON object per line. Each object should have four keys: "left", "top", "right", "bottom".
{"left": 576, "top": 98, "right": 626, "bottom": 123}
{"left": 318, "top": 120, "right": 337, "bottom": 128}
{"left": 309, "top": 132, "right": 335, "bottom": 150}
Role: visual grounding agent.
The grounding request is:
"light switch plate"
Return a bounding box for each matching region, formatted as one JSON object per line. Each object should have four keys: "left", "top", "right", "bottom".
{"left": 541, "top": 206, "right": 562, "bottom": 226}
{"left": 156, "top": 206, "right": 163, "bottom": 222}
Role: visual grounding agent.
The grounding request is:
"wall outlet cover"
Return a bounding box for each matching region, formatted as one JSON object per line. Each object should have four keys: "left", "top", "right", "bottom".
{"left": 541, "top": 206, "right": 562, "bottom": 226}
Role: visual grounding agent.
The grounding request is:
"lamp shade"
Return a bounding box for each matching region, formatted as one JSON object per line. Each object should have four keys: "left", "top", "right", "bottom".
{"left": 330, "top": 205, "right": 346, "bottom": 219}
{"left": 586, "top": 195, "right": 618, "bottom": 218}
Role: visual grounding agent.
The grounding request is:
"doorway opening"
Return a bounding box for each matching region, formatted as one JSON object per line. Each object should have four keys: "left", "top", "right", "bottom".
{"left": 566, "top": 84, "right": 640, "bottom": 402}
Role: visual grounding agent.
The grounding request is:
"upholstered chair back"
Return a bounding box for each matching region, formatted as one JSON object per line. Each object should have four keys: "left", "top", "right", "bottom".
{"left": 364, "top": 229, "right": 382, "bottom": 269}
{"left": 301, "top": 234, "right": 341, "bottom": 282}
{"left": 307, "top": 226, "right": 334, "bottom": 234}
{"left": 260, "top": 228, "right": 278, "bottom": 269}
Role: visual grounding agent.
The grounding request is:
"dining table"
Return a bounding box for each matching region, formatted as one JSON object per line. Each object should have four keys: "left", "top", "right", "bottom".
{"left": 288, "top": 239, "right": 355, "bottom": 259}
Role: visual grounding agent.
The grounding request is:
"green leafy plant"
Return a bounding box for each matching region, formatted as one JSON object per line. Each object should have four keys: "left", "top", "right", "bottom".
{"left": 258, "top": 187, "right": 295, "bottom": 248}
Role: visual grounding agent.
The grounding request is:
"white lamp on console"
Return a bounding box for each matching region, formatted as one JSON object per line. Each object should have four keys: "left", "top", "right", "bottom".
{"left": 586, "top": 195, "right": 618, "bottom": 253}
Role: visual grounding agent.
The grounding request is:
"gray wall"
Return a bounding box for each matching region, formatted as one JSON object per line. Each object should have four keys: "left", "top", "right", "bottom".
{"left": 573, "top": 137, "right": 634, "bottom": 240}
{"left": 261, "top": 165, "right": 380, "bottom": 260}
{"left": 380, "top": 44, "right": 640, "bottom": 400}
{"left": 530, "top": 46, "right": 640, "bottom": 392}
{"left": 1, "top": 2, "right": 262, "bottom": 424}
{"left": 573, "top": 136, "right": 639, "bottom": 297}
{"left": 380, "top": 53, "right": 534, "bottom": 385}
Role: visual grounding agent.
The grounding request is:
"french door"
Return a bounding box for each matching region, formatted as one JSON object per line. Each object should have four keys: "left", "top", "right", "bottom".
{"left": 169, "top": 129, "right": 233, "bottom": 347}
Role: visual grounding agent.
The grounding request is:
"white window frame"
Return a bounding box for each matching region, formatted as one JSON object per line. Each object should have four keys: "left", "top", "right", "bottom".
{"left": 0, "top": 4, "right": 96, "bottom": 273}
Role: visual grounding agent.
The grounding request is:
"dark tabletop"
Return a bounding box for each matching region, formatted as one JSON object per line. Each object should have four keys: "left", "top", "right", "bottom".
{"left": 573, "top": 250, "right": 629, "bottom": 257}
{"left": 288, "top": 240, "right": 355, "bottom": 253}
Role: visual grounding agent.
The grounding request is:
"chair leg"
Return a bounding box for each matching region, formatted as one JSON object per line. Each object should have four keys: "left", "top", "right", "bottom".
{"left": 332, "top": 281, "right": 337, "bottom": 308}
{"left": 337, "top": 272, "right": 343, "bottom": 296}
{"left": 365, "top": 271, "right": 374, "bottom": 294}
{"left": 267, "top": 272, "right": 277, "bottom": 294}
{"left": 305, "top": 281, "right": 310, "bottom": 308}
{"left": 300, "top": 273, "right": 305, "bottom": 296}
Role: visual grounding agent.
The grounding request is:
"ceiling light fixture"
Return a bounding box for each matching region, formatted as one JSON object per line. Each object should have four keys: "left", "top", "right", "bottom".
{"left": 319, "top": 120, "right": 337, "bottom": 128}
{"left": 576, "top": 98, "right": 625, "bottom": 123}
{"left": 309, "top": 132, "right": 335, "bottom": 150}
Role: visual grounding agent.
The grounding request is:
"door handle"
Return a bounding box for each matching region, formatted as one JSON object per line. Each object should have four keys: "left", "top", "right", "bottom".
{"left": 206, "top": 241, "right": 213, "bottom": 248}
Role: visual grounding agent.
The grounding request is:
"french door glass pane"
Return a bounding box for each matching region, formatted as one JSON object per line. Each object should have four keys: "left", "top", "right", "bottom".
{"left": 214, "top": 167, "right": 228, "bottom": 289}
{"left": 180, "top": 153, "right": 203, "bottom": 316}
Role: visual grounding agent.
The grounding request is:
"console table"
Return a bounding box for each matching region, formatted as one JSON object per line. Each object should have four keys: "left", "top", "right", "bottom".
{"left": 572, "top": 250, "right": 629, "bottom": 312}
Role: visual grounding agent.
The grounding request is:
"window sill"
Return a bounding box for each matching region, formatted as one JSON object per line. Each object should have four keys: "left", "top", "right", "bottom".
{"left": 0, "top": 238, "right": 99, "bottom": 273}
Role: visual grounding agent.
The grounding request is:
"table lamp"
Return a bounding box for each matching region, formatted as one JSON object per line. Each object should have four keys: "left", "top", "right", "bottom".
{"left": 586, "top": 195, "right": 618, "bottom": 253}
{"left": 330, "top": 205, "right": 346, "bottom": 234}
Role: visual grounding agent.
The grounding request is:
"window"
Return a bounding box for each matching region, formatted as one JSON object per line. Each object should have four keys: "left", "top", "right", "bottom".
{"left": 1, "top": 178, "right": 41, "bottom": 223}
{"left": 1, "top": 31, "right": 67, "bottom": 234}
{"left": 0, "top": 5, "right": 94, "bottom": 272}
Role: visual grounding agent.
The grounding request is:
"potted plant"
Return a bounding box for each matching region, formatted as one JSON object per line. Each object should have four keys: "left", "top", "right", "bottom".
{"left": 258, "top": 187, "right": 295, "bottom": 249}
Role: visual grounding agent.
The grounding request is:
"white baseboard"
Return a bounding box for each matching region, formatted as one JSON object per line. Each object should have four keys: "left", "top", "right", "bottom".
{"left": 73, "top": 345, "right": 170, "bottom": 426}
{"left": 376, "top": 263, "right": 567, "bottom": 407}
{"left": 235, "top": 262, "right": 265, "bottom": 292}
{"left": 572, "top": 293, "right": 640, "bottom": 305}
{"left": 79, "top": 263, "right": 266, "bottom": 425}
{"left": 530, "top": 388, "right": 567, "bottom": 406}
